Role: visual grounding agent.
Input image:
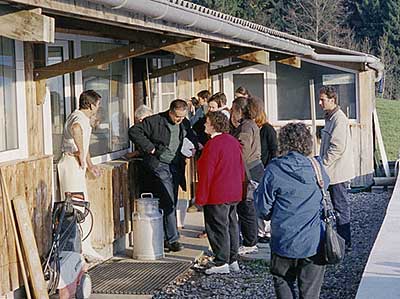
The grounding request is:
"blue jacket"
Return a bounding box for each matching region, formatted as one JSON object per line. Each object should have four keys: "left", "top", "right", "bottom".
{"left": 254, "top": 151, "right": 330, "bottom": 258}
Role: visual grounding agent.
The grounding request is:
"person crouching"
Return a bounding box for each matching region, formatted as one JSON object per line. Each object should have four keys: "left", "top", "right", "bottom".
{"left": 196, "top": 111, "right": 245, "bottom": 274}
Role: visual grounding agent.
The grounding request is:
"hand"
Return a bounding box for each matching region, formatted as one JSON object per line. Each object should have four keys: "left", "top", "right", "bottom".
{"left": 88, "top": 165, "right": 102, "bottom": 177}
{"left": 197, "top": 143, "right": 204, "bottom": 150}
{"left": 191, "top": 148, "right": 197, "bottom": 156}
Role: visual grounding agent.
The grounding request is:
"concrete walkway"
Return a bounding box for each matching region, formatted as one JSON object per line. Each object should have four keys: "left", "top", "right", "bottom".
{"left": 356, "top": 175, "right": 400, "bottom": 299}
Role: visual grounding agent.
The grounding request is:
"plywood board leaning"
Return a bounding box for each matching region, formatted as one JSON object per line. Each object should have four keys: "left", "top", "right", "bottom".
{"left": 12, "top": 196, "right": 49, "bottom": 299}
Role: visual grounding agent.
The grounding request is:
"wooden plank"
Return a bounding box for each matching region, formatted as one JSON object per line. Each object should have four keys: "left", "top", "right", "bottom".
{"left": 209, "top": 60, "right": 257, "bottom": 76}
{"left": 25, "top": 42, "right": 44, "bottom": 156}
{"left": 193, "top": 64, "right": 210, "bottom": 93}
{"left": 277, "top": 56, "right": 301, "bottom": 68}
{"left": 0, "top": 9, "right": 54, "bottom": 43}
{"left": 35, "top": 80, "right": 46, "bottom": 105}
{"left": 150, "top": 46, "right": 258, "bottom": 79}
{"left": 12, "top": 196, "right": 49, "bottom": 299}
{"left": 373, "top": 108, "right": 390, "bottom": 177}
{"left": 238, "top": 50, "right": 269, "bottom": 65}
{"left": 33, "top": 37, "right": 188, "bottom": 81}
{"left": 162, "top": 39, "right": 209, "bottom": 62}
{"left": 0, "top": 171, "right": 31, "bottom": 299}
{"left": 0, "top": 172, "right": 10, "bottom": 295}
{"left": 309, "top": 79, "right": 317, "bottom": 155}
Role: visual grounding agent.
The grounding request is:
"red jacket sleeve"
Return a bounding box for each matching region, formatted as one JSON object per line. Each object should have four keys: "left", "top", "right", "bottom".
{"left": 195, "top": 142, "right": 218, "bottom": 206}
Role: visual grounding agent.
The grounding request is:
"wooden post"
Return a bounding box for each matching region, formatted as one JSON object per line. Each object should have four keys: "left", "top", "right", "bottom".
{"left": 373, "top": 108, "right": 390, "bottom": 177}
{"left": 12, "top": 196, "right": 49, "bottom": 299}
{"left": 309, "top": 79, "right": 317, "bottom": 155}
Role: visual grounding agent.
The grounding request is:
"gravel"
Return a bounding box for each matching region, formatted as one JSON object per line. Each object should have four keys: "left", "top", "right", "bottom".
{"left": 153, "top": 191, "right": 391, "bottom": 299}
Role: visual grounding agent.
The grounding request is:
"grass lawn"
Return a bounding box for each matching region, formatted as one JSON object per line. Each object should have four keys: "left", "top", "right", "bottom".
{"left": 376, "top": 98, "right": 400, "bottom": 161}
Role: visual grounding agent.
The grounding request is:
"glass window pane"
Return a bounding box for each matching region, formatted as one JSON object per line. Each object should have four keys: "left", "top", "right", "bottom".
{"left": 81, "top": 41, "right": 129, "bottom": 156}
{"left": 233, "top": 73, "right": 265, "bottom": 101}
{"left": 0, "top": 37, "right": 18, "bottom": 152}
{"left": 276, "top": 61, "right": 356, "bottom": 120}
{"left": 47, "top": 46, "right": 66, "bottom": 160}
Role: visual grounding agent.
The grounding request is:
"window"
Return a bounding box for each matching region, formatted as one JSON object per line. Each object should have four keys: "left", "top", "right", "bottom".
{"left": 81, "top": 41, "right": 129, "bottom": 156}
{"left": 233, "top": 73, "right": 265, "bottom": 101}
{"left": 276, "top": 61, "right": 357, "bottom": 120}
{"left": 0, "top": 38, "right": 26, "bottom": 161}
{"left": 150, "top": 58, "right": 177, "bottom": 113}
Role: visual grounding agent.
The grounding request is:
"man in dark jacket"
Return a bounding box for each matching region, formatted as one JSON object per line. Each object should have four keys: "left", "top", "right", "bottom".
{"left": 129, "top": 99, "right": 197, "bottom": 252}
{"left": 255, "top": 122, "right": 329, "bottom": 299}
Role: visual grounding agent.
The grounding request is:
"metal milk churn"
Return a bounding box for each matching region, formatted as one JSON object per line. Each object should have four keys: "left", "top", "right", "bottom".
{"left": 132, "top": 193, "right": 164, "bottom": 260}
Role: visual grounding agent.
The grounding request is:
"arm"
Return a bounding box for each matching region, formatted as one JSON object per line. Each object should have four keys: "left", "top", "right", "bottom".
{"left": 237, "top": 131, "right": 253, "bottom": 164}
{"left": 71, "top": 123, "right": 85, "bottom": 168}
{"left": 128, "top": 118, "right": 156, "bottom": 154}
{"left": 254, "top": 168, "right": 276, "bottom": 220}
{"left": 86, "top": 151, "right": 101, "bottom": 177}
{"left": 323, "top": 117, "right": 348, "bottom": 167}
{"left": 195, "top": 144, "right": 217, "bottom": 206}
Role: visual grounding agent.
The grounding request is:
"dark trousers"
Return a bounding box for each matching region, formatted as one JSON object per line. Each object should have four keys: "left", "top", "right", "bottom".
{"left": 204, "top": 203, "right": 239, "bottom": 266}
{"left": 270, "top": 253, "right": 326, "bottom": 299}
{"left": 328, "top": 182, "right": 351, "bottom": 246}
{"left": 237, "top": 198, "right": 258, "bottom": 247}
{"left": 151, "top": 162, "right": 180, "bottom": 244}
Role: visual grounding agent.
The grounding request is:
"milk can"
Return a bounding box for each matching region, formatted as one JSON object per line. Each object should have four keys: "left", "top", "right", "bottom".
{"left": 132, "top": 193, "right": 164, "bottom": 260}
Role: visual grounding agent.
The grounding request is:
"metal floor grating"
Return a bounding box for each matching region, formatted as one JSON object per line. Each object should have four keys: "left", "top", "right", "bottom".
{"left": 89, "top": 259, "right": 191, "bottom": 295}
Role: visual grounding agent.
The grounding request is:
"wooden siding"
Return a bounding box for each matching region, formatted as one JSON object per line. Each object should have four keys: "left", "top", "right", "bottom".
{"left": 0, "top": 156, "right": 52, "bottom": 295}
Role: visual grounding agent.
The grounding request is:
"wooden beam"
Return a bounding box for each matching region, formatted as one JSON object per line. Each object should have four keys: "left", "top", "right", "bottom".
{"left": 0, "top": 9, "right": 54, "bottom": 43}
{"left": 35, "top": 80, "right": 46, "bottom": 105}
{"left": 155, "top": 38, "right": 209, "bottom": 62}
{"left": 210, "top": 61, "right": 257, "bottom": 76}
{"left": 150, "top": 46, "right": 259, "bottom": 78}
{"left": 33, "top": 37, "right": 187, "bottom": 80}
{"left": 277, "top": 56, "right": 301, "bottom": 68}
{"left": 238, "top": 50, "right": 269, "bottom": 65}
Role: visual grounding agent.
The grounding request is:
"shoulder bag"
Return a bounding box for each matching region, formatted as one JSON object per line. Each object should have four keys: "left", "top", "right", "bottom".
{"left": 309, "top": 157, "right": 346, "bottom": 265}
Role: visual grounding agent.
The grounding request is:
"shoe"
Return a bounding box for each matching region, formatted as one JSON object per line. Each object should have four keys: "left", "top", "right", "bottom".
{"left": 197, "top": 231, "right": 208, "bottom": 238}
{"left": 238, "top": 245, "right": 258, "bottom": 255}
{"left": 164, "top": 241, "right": 184, "bottom": 252}
{"left": 229, "top": 261, "right": 240, "bottom": 272}
{"left": 187, "top": 205, "right": 199, "bottom": 213}
{"left": 257, "top": 236, "right": 270, "bottom": 243}
{"left": 205, "top": 263, "right": 230, "bottom": 275}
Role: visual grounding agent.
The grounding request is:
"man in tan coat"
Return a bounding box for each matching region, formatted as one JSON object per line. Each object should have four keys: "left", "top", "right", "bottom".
{"left": 319, "top": 86, "right": 355, "bottom": 250}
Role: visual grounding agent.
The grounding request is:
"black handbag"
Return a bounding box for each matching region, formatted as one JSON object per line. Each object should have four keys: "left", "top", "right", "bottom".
{"left": 309, "top": 157, "right": 346, "bottom": 265}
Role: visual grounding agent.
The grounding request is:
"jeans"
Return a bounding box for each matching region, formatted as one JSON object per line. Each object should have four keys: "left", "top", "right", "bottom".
{"left": 237, "top": 197, "right": 258, "bottom": 247}
{"left": 151, "top": 162, "right": 180, "bottom": 244}
{"left": 328, "top": 182, "right": 351, "bottom": 246}
{"left": 270, "top": 253, "right": 326, "bottom": 299}
{"left": 204, "top": 203, "right": 239, "bottom": 266}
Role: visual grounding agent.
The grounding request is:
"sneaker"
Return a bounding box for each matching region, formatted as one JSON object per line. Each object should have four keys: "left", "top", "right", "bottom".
{"left": 229, "top": 261, "right": 240, "bottom": 272}
{"left": 205, "top": 263, "right": 230, "bottom": 275}
{"left": 238, "top": 245, "right": 258, "bottom": 255}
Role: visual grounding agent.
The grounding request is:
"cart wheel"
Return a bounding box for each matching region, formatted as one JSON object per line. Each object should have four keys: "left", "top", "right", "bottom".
{"left": 76, "top": 273, "right": 91, "bottom": 299}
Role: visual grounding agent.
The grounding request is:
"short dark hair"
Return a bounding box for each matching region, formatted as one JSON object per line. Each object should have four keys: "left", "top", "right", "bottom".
{"left": 232, "top": 96, "right": 258, "bottom": 120}
{"left": 169, "top": 99, "right": 188, "bottom": 112}
{"left": 278, "top": 122, "right": 313, "bottom": 156}
{"left": 197, "top": 90, "right": 211, "bottom": 100}
{"left": 319, "top": 86, "right": 338, "bottom": 103}
{"left": 206, "top": 111, "right": 230, "bottom": 133}
{"left": 79, "top": 90, "right": 101, "bottom": 110}
{"left": 209, "top": 92, "right": 227, "bottom": 107}
{"left": 235, "top": 86, "right": 250, "bottom": 98}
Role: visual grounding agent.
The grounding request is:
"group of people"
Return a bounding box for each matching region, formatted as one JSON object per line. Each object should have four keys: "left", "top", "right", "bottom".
{"left": 58, "top": 84, "right": 354, "bottom": 299}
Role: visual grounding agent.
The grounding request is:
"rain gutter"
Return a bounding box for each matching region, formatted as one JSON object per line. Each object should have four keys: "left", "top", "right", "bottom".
{"left": 88, "top": 0, "right": 383, "bottom": 81}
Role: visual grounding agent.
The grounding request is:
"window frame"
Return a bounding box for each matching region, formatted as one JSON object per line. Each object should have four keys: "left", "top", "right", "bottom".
{"left": 54, "top": 33, "right": 133, "bottom": 164}
{"left": 0, "top": 40, "right": 28, "bottom": 162}
{"left": 271, "top": 58, "right": 359, "bottom": 127}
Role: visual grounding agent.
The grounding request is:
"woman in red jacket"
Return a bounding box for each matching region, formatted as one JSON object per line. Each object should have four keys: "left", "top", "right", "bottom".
{"left": 196, "top": 111, "right": 245, "bottom": 275}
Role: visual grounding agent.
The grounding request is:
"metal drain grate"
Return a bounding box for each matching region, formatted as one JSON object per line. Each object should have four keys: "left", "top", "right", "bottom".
{"left": 89, "top": 259, "right": 191, "bottom": 295}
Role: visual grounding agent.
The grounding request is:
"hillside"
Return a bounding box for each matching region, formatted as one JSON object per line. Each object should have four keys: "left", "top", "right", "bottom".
{"left": 376, "top": 98, "right": 400, "bottom": 161}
